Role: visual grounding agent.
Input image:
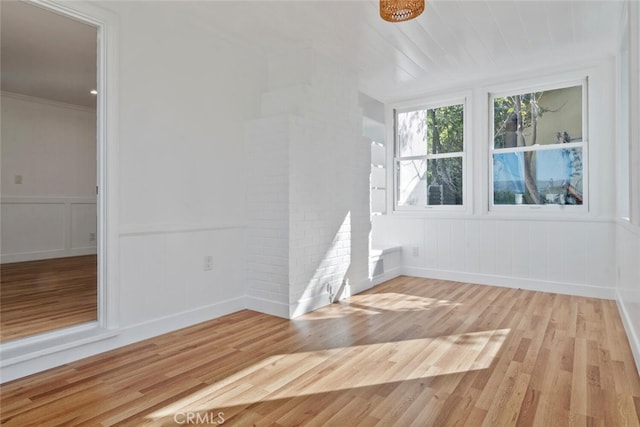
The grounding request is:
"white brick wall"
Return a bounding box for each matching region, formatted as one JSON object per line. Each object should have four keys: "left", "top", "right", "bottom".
{"left": 245, "top": 49, "right": 371, "bottom": 318}
{"left": 245, "top": 116, "right": 291, "bottom": 311}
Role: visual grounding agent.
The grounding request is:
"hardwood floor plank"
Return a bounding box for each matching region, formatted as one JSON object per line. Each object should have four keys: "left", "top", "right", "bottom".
{"left": 0, "top": 256, "right": 97, "bottom": 342}
{"left": 1, "top": 276, "right": 639, "bottom": 425}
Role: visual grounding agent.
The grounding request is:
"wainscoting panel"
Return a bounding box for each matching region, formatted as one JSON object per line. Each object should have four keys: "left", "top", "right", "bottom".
{"left": 372, "top": 215, "right": 616, "bottom": 299}
{"left": 70, "top": 202, "right": 98, "bottom": 251}
{"left": 118, "top": 224, "right": 246, "bottom": 328}
{"left": 1, "top": 197, "right": 97, "bottom": 263}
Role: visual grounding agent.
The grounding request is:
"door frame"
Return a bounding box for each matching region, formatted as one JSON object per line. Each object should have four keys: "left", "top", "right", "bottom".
{"left": 27, "top": 0, "right": 120, "bottom": 331}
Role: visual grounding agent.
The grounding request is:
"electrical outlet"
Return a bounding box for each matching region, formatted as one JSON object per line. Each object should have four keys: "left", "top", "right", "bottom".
{"left": 411, "top": 246, "right": 420, "bottom": 257}
{"left": 89, "top": 233, "right": 96, "bottom": 242}
{"left": 14, "top": 175, "right": 23, "bottom": 184}
{"left": 204, "top": 255, "right": 213, "bottom": 271}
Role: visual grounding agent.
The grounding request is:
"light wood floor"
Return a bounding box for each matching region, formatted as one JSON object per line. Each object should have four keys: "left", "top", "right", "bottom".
{"left": 0, "top": 256, "right": 97, "bottom": 342}
{"left": 1, "top": 276, "right": 639, "bottom": 426}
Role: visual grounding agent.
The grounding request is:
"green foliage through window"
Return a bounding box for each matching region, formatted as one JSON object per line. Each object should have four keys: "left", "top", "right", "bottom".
{"left": 396, "top": 102, "right": 465, "bottom": 208}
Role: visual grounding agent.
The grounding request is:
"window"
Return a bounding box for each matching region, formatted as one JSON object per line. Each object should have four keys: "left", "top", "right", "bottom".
{"left": 364, "top": 117, "right": 387, "bottom": 215}
{"left": 394, "top": 99, "right": 466, "bottom": 210}
{"left": 490, "top": 81, "right": 587, "bottom": 209}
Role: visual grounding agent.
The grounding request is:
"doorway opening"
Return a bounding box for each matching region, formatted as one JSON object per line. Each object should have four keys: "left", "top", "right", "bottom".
{"left": 1, "top": 1, "right": 101, "bottom": 342}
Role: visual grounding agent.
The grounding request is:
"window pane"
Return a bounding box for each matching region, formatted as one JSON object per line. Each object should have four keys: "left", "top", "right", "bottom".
{"left": 397, "top": 104, "right": 464, "bottom": 157}
{"left": 396, "top": 159, "right": 426, "bottom": 207}
{"left": 426, "top": 104, "right": 464, "bottom": 154}
{"left": 397, "top": 110, "right": 428, "bottom": 157}
{"left": 493, "top": 85, "right": 582, "bottom": 149}
{"left": 493, "top": 148, "right": 583, "bottom": 205}
{"left": 427, "top": 157, "right": 463, "bottom": 205}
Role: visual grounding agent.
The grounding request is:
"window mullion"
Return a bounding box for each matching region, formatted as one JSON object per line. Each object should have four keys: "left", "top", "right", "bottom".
{"left": 426, "top": 152, "right": 464, "bottom": 160}
{"left": 491, "top": 141, "right": 584, "bottom": 155}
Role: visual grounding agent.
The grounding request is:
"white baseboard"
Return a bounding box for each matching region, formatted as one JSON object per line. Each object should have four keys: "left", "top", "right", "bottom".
{"left": 0, "top": 296, "right": 244, "bottom": 384}
{"left": 118, "top": 296, "right": 246, "bottom": 344}
{"left": 69, "top": 247, "right": 98, "bottom": 257}
{"left": 348, "top": 277, "right": 374, "bottom": 295}
{"left": 244, "top": 295, "right": 290, "bottom": 319}
{"left": 401, "top": 266, "right": 616, "bottom": 300}
{"left": 245, "top": 278, "right": 392, "bottom": 320}
{"left": 2, "top": 250, "right": 66, "bottom": 264}
{"left": 371, "top": 266, "right": 402, "bottom": 287}
{"left": 290, "top": 292, "right": 333, "bottom": 318}
{"left": 615, "top": 290, "right": 640, "bottom": 375}
{"left": 1, "top": 248, "right": 97, "bottom": 264}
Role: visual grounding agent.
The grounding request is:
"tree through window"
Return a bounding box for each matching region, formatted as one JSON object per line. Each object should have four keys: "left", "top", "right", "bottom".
{"left": 491, "top": 82, "right": 586, "bottom": 207}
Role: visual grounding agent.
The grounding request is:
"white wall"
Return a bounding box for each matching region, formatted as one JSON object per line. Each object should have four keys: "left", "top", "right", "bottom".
{"left": 373, "top": 58, "right": 618, "bottom": 300}
{"left": 1, "top": 93, "right": 97, "bottom": 262}
{"left": 1, "top": 1, "right": 267, "bottom": 382}
{"left": 112, "top": 1, "right": 265, "bottom": 328}
{"left": 616, "top": 222, "right": 640, "bottom": 371}
{"left": 1, "top": 94, "right": 97, "bottom": 198}
{"left": 245, "top": 49, "right": 371, "bottom": 318}
{"left": 615, "top": 0, "right": 640, "bottom": 373}
{"left": 374, "top": 216, "right": 615, "bottom": 298}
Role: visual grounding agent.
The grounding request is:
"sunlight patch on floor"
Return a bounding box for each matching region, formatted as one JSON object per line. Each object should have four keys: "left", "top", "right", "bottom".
{"left": 346, "top": 292, "right": 460, "bottom": 312}
{"left": 298, "top": 292, "right": 460, "bottom": 320}
{"left": 147, "top": 328, "right": 510, "bottom": 420}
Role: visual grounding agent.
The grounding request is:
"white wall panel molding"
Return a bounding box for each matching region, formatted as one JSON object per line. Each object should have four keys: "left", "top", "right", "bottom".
{"left": 2, "top": 196, "right": 96, "bottom": 203}
{"left": 1, "top": 196, "right": 97, "bottom": 263}
{"left": 617, "top": 218, "right": 640, "bottom": 237}
{"left": 402, "top": 266, "right": 616, "bottom": 301}
{"left": 0, "top": 91, "right": 96, "bottom": 113}
{"left": 119, "top": 223, "right": 246, "bottom": 237}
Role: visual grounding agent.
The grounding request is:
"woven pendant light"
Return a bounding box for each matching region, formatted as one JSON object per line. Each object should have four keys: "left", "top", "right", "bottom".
{"left": 380, "top": 0, "right": 425, "bottom": 22}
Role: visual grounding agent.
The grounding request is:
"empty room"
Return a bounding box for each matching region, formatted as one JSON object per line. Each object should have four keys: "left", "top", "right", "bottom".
{"left": 1, "top": 0, "right": 639, "bottom": 425}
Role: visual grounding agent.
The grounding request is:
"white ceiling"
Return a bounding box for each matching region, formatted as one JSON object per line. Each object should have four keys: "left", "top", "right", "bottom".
{"left": 0, "top": 1, "right": 625, "bottom": 107}
{"left": 1, "top": 0, "right": 97, "bottom": 108}
{"left": 189, "top": 0, "right": 625, "bottom": 102}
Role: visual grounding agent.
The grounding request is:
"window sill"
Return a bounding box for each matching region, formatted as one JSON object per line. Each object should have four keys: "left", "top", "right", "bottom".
{"left": 389, "top": 208, "right": 613, "bottom": 223}
{"left": 391, "top": 207, "right": 472, "bottom": 219}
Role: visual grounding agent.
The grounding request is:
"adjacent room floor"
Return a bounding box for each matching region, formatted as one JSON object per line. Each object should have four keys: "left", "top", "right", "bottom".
{"left": 0, "top": 255, "right": 97, "bottom": 342}
{"left": 1, "top": 276, "right": 639, "bottom": 425}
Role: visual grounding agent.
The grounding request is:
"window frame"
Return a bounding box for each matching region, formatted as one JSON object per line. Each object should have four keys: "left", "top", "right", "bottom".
{"left": 616, "top": 15, "right": 631, "bottom": 222}
{"left": 365, "top": 116, "right": 388, "bottom": 216}
{"left": 488, "top": 78, "right": 589, "bottom": 214}
{"left": 392, "top": 93, "right": 470, "bottom": 213}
